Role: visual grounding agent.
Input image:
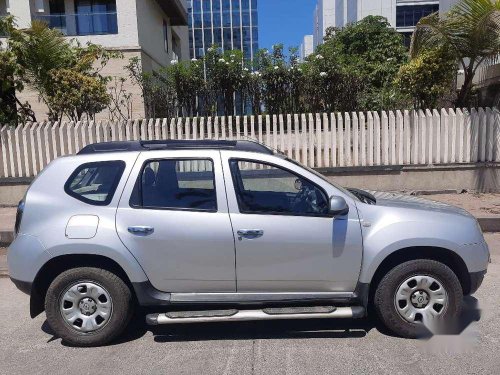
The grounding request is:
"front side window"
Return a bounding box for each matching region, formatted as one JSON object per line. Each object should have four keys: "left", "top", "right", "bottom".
{"left": 65, "top": 161, "right": 125, "bottom": 205}
{"left": 230, "top": 160, "right": 329, "bottom": 216}
{"left": 131, "top": 159, "right": 217, "bottom": 211}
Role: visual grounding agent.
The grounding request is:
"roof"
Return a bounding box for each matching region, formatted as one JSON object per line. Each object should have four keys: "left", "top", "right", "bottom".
{"left": 77, "top": 140, "right": 274, "bottom": 155}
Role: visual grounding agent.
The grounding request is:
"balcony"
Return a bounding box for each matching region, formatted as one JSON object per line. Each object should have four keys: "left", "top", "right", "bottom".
{"left": 31, "top": 12, "right": 118, "bottom": 36}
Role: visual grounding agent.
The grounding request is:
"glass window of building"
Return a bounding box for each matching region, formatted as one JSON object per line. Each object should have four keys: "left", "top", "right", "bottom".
{"left": 396, "top": 4, "right": 439, "bottom": 28}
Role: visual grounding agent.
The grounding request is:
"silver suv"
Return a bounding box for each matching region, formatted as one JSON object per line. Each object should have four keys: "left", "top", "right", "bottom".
{"left": 8, "top": 140, "right": 489, "bottom": 346}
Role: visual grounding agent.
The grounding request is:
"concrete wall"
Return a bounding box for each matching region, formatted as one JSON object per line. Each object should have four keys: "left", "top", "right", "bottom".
{"left": 2, "top": 163, "right": 499, "bottom": 207}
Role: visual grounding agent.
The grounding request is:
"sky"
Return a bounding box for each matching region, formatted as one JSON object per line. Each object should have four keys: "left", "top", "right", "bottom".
{"left": 258, "top": 0, "right": 316, "bottom": 53}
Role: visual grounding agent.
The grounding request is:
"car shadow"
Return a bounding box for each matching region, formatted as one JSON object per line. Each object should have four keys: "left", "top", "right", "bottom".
{"left": 41, "top": 296, "right": 482, "bottom": 346}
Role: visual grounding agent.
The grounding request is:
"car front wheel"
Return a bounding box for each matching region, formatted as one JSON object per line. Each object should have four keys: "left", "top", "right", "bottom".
{"left": 45, "top": 267, "right": 133, "bottom": 347}
{"left": 374, "top": 259, "right": 463, "bottom": 338}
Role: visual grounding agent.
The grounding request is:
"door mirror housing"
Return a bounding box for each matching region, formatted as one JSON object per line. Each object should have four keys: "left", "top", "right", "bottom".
{"left": 329, "top": 196, "right": 349, "bottom": 217}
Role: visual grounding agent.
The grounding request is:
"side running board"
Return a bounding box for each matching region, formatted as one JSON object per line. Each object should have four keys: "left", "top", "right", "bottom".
{"left": 146, "top": 306, "right": 365, "bottom": 325}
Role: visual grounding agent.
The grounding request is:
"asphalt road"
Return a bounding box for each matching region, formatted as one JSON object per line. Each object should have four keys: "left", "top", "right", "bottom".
{"left": 0, "top": 234, "right": 499, "bottom": 375}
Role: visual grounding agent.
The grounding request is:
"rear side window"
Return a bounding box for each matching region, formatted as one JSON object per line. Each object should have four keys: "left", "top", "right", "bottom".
{"left": 65, "top": 161, "right": 125, "bottom": 206}
{"left": 130, "top": 159, "right": 217, "bottom": 211}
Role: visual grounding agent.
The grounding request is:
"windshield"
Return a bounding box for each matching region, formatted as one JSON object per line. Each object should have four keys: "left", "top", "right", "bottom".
{"left": 282, "top": 156, "right": 360, "bottom": 201}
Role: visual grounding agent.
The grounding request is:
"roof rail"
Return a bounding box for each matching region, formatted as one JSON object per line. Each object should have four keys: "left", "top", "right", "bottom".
{"left": 77, "top": 140, "right": 274, "bottom": 155}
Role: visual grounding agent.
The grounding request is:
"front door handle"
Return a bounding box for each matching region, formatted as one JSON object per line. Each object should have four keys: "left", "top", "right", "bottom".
{"left": 128, "top": 226, "right": 154, "bottom": 236}
{"left": 237, "top": 229, "right": 264, "bottom": 240}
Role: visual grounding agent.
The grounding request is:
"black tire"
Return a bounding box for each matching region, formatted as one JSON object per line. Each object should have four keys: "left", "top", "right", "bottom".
{"left": 374, "top": 259, "right": 463, "bottom": 338}
{"left": 45, "top": 267, "right": 134, "bottom": 347}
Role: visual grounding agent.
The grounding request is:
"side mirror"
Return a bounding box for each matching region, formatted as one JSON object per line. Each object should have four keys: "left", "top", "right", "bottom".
{"left": 329, "top": 196, "right": 349, "bottom": 217}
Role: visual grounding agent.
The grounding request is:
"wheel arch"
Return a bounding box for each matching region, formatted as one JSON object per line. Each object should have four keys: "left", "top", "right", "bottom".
{"left": 366, "top": 246, "right": 471, "bottom": 305}
{"left": 30, "top": 254, "right": 137, "bottom": 318}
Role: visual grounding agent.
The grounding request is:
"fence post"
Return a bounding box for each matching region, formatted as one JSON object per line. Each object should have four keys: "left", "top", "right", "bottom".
{"left": 235, "top": 116, "right": 240, "bottom": 140}
{"left": 433, "top": 109, "right": 441, "bottom": 164}
{"left": 425, "top": 109, "right": 433, "bottom": 164}
{"left": 337, "top": 113, "right": 344, "bottom": 167}
{"left": 448, "top": 109, "right": 456, "bottom": 163}
{"left": 198, "top": 117, "right": 204, "bottom": 140}
{"left": 485, "top": 108, "right": 494, "bottom": 161}
{"left": 359, "top": 112, "right": 366, "bottom": 167}
{"left": 441, "top": 108, "right": 449, "bottom": 163}
{"left": 471, "top": 108, "right": 480, "bottom": 162}
{"left": 14, "top": 124, "right": 23, "bottom": 177}
{"left": 396, "top": 110, "right": 404, "bottom": 165}
{"left": 381, "top": 111, "right": 389, "bottom": 165}
{"left": 494, "top": 107, "right": 500, "bottom": 161}
{"left": 323, "top": 113, "right": 330, "bottom": 167}
{"left": 463, "top": 108, "right": 472, "bottom": 162}
{"left": 374, "top": 111, "right": 381, "bottom": 165}
{"left": 367, "top": 112, "right": 373, "bottom": 166}
{"left": 1, "top": 125, "right": 10, "bottom": 177}
{"left": 273, "top": 114, "right": 279, "bottom": 151}
{"left": 279, "top": 114, "right": 285, "bottom": 154}
{"left": 478, "top": 108, "right": 487, "bottom": 162}
{"left": 352, "top": 112, "right": 359, "bottom": 167}
{"left": 403, "top": 110, "right": 411, "bottom": 164}
{"left": 389, "top": 110, "right": 396, "bottom": 165}
{"left": 286, "top": 114, "right": 293, "bottom": 159}
{"left": 308, "top": 113, "right": 315, "bottom": 167}
{"left": 330, "top": 113, "right": 337, "bottom": 167}
{"left": 345, "top": 112, "right": 351, "bottom": 167}
{"left": 301, "top": 114, "right": 307, "bottom": 165}
{"left": 293, "top": 114, "right": 300, "bottom": 161}
{"left": 22, "top": 123, "right": 32, "bottom": 177}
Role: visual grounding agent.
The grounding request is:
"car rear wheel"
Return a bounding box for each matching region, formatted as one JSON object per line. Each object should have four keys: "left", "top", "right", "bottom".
{"left": 374, "top": 259, "right": 463, "bottom": 338}
{"left": 45, "top": 267, "right": 133, "bottom": 347}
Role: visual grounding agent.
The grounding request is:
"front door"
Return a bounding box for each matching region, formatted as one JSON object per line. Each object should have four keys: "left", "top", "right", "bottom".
{"left": 221, "top": 152, "right": 363, "bottom": 293}
{"left": 116, "top": 150, "right": 236, "bottom": 293}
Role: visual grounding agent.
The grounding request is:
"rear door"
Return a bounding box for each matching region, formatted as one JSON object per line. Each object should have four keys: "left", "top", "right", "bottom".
{"left": 116, "top": 150, "right": 236, "bottom": 293}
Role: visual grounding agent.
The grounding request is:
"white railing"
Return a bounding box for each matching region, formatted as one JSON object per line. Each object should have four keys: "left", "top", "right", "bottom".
{"left": 1, "top": 108, "right": 499, "bottom": 178}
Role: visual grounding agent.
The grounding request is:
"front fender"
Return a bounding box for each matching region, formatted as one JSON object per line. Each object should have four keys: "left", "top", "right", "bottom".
{"left": 358, "top": 207, "right": 487, "bottom": 284}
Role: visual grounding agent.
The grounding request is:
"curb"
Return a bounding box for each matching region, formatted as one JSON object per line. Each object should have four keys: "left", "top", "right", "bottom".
{"left": 478, "top": 218, "right": 500, "bottom": 233}
{"left": 0, "top": 270, "right": 8, "bottom": 278}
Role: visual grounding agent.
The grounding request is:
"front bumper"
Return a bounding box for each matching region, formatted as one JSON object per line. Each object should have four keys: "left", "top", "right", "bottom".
{"left": 10, "top": 278, "right": 32, "bottom": 295}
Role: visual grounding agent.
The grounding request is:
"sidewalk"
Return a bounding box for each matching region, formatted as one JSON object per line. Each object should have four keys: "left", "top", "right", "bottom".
{"left": 0, "top": 247, "right": 8, "bottom": 277}
{"left": 422, "top": 192, "right": 500, "bottom": 232}
{"left": 0, "top": 207, "right": 15, "bottom": 247}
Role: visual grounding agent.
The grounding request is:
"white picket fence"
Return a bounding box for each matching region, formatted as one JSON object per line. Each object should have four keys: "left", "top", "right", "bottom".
{"left": 1, "top": 108, "right": 499, "bottom": 178}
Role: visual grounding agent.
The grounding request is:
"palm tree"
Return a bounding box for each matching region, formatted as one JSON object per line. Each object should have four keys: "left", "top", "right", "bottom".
{"left": 411, "top": 0, "right": 500, "bottom": 107}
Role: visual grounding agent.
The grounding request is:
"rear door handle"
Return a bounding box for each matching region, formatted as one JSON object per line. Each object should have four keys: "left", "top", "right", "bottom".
{"left": 237, "top": 229, "right": 264, "bottom": 240}
{"left": 128, "top": 226, "right": 154, "bottom": 236}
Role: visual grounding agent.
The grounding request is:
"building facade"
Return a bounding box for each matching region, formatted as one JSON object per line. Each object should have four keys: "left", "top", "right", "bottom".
{"left": 311, "top": 0, "right": 439, "bottom": 49}
{"left": 0, "top": 0, "right": 190, "bottom": 119}
{"left": 187, "top": 0, "right": 258, "bottom": 61}
{"left": 300, "top": 35, "right": 314, "bottom": 61}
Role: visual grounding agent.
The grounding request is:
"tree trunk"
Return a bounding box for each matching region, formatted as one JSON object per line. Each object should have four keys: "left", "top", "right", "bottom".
{"left": 456, "top": 65, "right": 475, "bottom": 108}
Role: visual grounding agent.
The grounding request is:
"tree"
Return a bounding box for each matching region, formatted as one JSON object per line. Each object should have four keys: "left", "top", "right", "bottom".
{"left": 165, "top": 58, "right": 205, "bottom": 117}
{"left": 47, "top": 68, "right": 110, "bottom": 121}
{"left": 0, "top": 16, "right": 36, "bottom": 124}
{"left": 411, "top": 0, "right": 500, "bottom": 107}
{"left": 125, "top": 57, "right": 176, "bottom": 118}
{"left": 320, "top": 16, "right": 408, "bottom": 110}
{"left": 395, "top": 47, "right": 456, "bottom": 109}
{"left": 6, "top": 20, "right": 116, "bottom": 121}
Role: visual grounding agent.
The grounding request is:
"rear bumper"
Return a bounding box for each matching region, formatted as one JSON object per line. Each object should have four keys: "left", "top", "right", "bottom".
{"left": 468, "top": 270, "right": 486, "bottom": 295}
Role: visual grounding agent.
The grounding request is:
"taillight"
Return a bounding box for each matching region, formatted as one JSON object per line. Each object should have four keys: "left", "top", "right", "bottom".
{"left": 14, "top": 200, "right": 25, "bottom": 236}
